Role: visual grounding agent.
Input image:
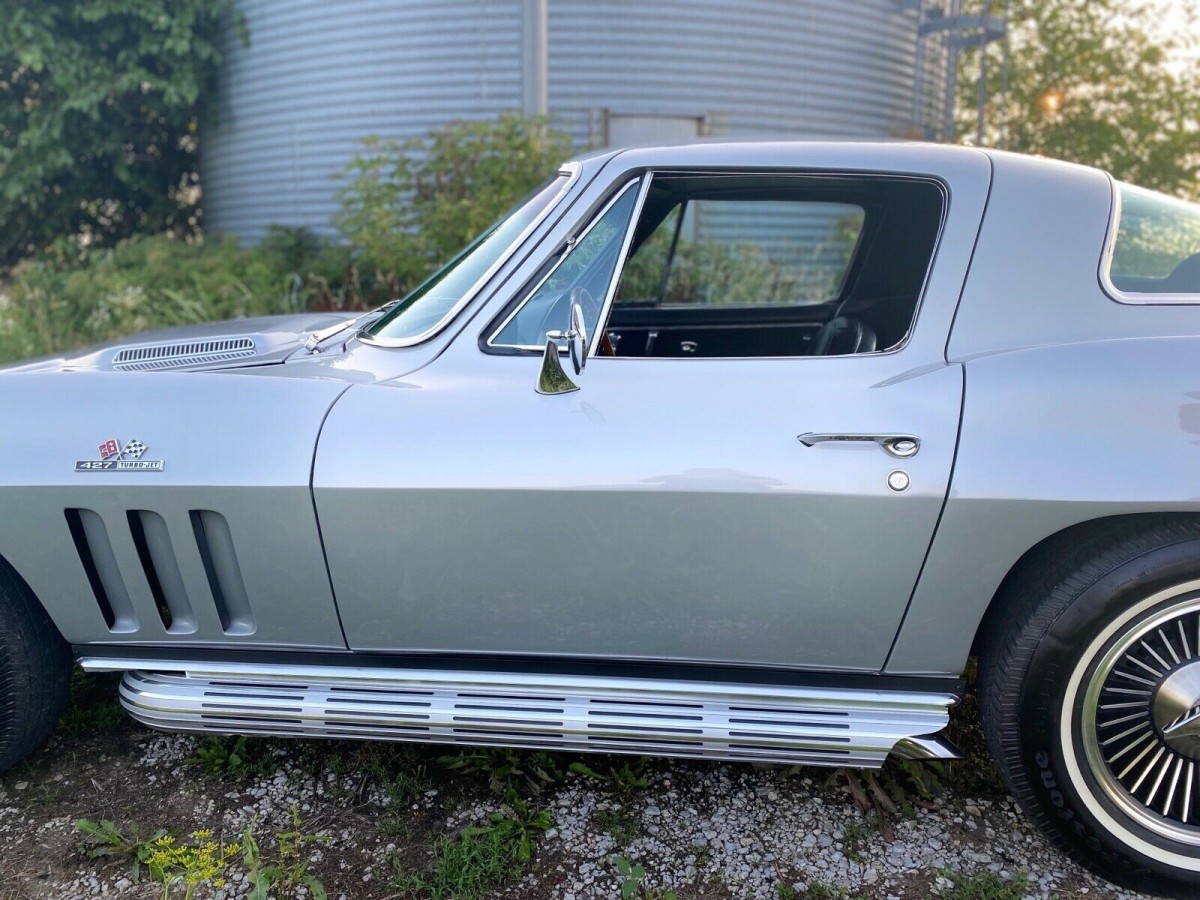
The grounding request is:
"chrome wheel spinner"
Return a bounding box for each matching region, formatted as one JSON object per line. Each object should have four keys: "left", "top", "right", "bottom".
{"left": 1084, "top": 599, "right": 1200, "bottom": 841}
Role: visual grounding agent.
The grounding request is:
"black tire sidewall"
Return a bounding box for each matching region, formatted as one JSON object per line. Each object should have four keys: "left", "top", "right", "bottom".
{"left": 1020, "top": 537, "right": 1200, "bottom": 892}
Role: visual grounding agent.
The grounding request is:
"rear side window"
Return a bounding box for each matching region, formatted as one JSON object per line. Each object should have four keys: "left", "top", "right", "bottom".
{"left": 1107, "top": 183, "right": 1200, "bottom": 300}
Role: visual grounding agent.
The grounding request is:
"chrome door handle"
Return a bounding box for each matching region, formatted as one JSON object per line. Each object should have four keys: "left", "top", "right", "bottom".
{"left": 797, "top": 433, "right": 921, "bottom": 458}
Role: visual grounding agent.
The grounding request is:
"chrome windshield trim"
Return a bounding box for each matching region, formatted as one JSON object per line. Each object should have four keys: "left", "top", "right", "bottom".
{"left": 358, "top": 162, "right": 582, "bottom": 348}
{"left": 1101, "top": 176, "right": 1200, "bottom": 306}
{"left": 588, "top": 174, "right": 654, "bottom": 357}
{"left": 486, "top": 174, "right": 648, "bottom": 351}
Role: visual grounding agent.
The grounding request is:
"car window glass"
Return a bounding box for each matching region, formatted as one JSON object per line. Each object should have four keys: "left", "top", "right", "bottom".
{"left": 366, "top": 172, "right": 571, "bottom": 342}
{"left": 1108, "top": 183, "right": 1200, "bottom": 297}
{"left": 491, "top": 180, "right": 641, "bottom": 348}
{"left": 617, "top": 200, "right": 864, "bottom": 308}
{"left": 603, "top": 174, "right": 942, "bottom": 358}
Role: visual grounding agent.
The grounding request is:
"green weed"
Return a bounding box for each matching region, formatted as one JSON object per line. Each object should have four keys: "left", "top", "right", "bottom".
{"left": 569, "top": 757, "right": 651, "bottom": 796}
{"left": 75, "top": 818, "right": 167, "bottom": 881}
{"left": 143, "top": 829, "right": 241, "bottom": 900}
{"left": 56, "top": 671, "right": 127, "bottom": 738}
{"left": 797, "top": 881, "right": 849, "bottom": 899}
{"left": 190, "top": 735, "right": 280, "bottom": 780}
{"left": 937, "top": 868, "right": 1028, "bottom": 900}
{"left": 838, "top": 816, "right": 879, "bottom": 862}
{"left": 594, "top": 805, "right": 642, "bottom": 845}
{"left": 614, "top": 855, "right": 678, "bottom": 900}
{"left": 391, "top": 790, "right": 553, "bottom": 900}
{"left": 242, "top": 806, "right": 330, "bottom": 900}
{"left": 439, "top": 747, "right": 564, "bottom": 794}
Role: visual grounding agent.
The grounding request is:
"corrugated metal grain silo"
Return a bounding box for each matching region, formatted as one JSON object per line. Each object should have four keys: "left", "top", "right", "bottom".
{"left": 203, "top": 0, "right": 952, "bottom": 240}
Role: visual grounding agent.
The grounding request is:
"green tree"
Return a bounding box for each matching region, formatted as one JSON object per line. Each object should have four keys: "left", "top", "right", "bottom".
{"left": 0, "top": 1, "right": 235, "bottom": 267}
{"left": 958, "top": 0, "right": 1200, "bottom": 198}
{"left": 335, "top": 115, "right": 574, "bottom": 290}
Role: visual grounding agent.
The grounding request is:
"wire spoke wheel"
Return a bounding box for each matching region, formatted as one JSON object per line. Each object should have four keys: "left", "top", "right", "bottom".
{"left": 1081, "top": 594, "right": 1200, "bottom": 844}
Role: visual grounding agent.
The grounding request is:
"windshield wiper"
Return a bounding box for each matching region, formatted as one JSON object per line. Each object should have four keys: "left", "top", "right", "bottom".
{"left": 302, "top": 300, "right": 401, "bottom": 353}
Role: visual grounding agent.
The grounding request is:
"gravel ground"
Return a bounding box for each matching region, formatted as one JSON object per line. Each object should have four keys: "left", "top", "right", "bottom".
{"left": 0, "top": 675, "right": 1165, "bottom": 900}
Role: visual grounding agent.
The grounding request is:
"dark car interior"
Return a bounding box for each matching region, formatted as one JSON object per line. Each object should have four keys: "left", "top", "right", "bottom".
{"left": 1110, "top": 253, "right": 1200, "bottom": 295}
{"left": 605, "top": 174, "right": 945, "bottom": 358}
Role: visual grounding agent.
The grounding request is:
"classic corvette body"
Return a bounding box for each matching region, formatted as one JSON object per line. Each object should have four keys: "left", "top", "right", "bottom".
{"left": 2, "top": 141, "right": 1200, "bottom": 892}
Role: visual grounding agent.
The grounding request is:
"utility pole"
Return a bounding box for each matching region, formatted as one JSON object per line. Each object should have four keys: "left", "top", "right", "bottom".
{"left": 521, "top": 0, "right": 549, "bottom": 117}
{"left": 911, "top": 0, "right": 1007, "bottom": 143}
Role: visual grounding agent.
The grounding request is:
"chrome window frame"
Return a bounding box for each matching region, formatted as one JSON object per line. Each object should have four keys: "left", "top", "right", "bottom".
{"left": 1101, "top": 176, "right": 1200, "bottom": 306}
{"left": 483, "top": 169, "right": 948, "bottom": 361}
{"left": 486, "top": 174, "right": 652, "bottom": 353}
{"left": 359, "top": 162, "right": 582, "bottom": 348}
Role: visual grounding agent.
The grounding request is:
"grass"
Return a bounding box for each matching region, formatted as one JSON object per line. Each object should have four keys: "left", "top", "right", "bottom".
{"left": 190, "top": 735, "right": 283, "bottom": 780}
{"left": 439, "top": 747, "right": 565, "bottom": 795}
{"left": 837, "top": 816, "right": 878, "bottom": 862}
{"left": 77, "top": 811, "right": 328, "bottom": 900}
{"left": 75, "top": 818, "right": 168, "bottom": 881}
{"left": 614, "top": 855, "right": 678, "bottom": 900}
{"left": 776, "top": 880, "right": 853, "bottom": 899}
{"left": 937, "top": 868, "right": 1028, "bottom": 899}
{"left": 569, "top": 757, "right": 652, "bottom": 796}
{"left": 390, "top": 791, "right": 553, "bottom": 900}
{"left": 593, "top": 804, "right": 642, "bottom": 845}
{"left": 56, "top": 670, "right": 127, "bottom": 739}
{"left": 241, "top": 806, "right": 330, "bottom": 900}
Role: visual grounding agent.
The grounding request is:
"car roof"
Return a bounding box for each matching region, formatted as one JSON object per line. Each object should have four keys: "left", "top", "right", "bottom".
{"left": 567, "top": 139, "right": 1106, "bottom": 188}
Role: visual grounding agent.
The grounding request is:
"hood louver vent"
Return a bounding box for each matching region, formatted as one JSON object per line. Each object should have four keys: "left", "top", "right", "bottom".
{"left": 112, "top": 338, "right": 258, "bottom": 371}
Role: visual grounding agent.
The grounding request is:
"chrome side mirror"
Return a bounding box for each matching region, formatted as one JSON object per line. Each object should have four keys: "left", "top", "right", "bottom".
{"left": 537, "top": 300, "right": 587, "bottom": 395}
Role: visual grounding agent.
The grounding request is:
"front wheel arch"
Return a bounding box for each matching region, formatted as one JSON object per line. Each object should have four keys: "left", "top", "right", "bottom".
{"left": 0, "top": 551, "right": 72, "bottom": 773}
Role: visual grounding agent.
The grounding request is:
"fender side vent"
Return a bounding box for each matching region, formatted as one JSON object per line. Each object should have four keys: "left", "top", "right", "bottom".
{"left": 65, "top": 508, "right": 138, "bottom": 633}
{"left": 112, "top": 338, "right": 257, "bottom": 371}
{"left": 190, "top": 510, "right": 255, "bottom": 636}
{"left": 127, "top": 510, "right": 197, "bottom": 634}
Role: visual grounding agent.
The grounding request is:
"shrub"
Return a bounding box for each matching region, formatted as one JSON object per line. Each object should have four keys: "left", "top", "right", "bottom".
{"left": 0, "top": 234, "right": 308, "bottom": 363}
{"left": 0, "top": 115, "right": 576, "bottom": 365}
{"left": 336, "top": 115, "right": 574, "bottom": 292}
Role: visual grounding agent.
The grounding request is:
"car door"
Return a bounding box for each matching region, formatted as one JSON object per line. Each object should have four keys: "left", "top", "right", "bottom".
{"left": 314, "top": 154, "right": 989, "bottom": 672}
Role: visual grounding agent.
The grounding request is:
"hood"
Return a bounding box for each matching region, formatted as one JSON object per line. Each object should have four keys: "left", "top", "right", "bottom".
{"left": 0, "top": 312, "right": 356, "bottom": 374}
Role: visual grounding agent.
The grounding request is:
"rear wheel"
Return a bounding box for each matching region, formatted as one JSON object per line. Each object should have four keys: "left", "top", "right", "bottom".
{"left": 979, "top": 518, "right": 1200, "bottom": 897}
{"left": 0, "top": 559, "right": 71, "bottom": 773}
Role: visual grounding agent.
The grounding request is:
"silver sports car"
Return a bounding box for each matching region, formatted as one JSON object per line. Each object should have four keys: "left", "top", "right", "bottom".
{"left": 2, "top": 141, "right": 1199, "bottom": 894}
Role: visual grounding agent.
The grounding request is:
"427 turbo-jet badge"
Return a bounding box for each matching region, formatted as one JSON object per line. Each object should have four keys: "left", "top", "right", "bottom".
{"left": 75, "top": 438, "right": 164, "bottom": 472}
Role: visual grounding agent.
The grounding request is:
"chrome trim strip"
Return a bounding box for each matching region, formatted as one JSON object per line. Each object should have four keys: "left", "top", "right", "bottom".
{"left": 588, "top": 173, "right": 654, "bottom": 358}
{"left": 83, "top": 658, "right": 956, "bottom": 768}
{"left": 892, "top": 734, "right": 963, "bottom": 760}
{"left": 359, "top": 163, "right": 582, "bottom": 348}
{"left": 487, "top": 175, "right": 646, "bottom": 352}
{"left": 1100, "top": 177, "right": 1200, "bottom": 306}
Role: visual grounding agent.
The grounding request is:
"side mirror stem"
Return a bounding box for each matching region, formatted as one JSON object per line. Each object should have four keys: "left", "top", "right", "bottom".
{"left": 536, "top": 335, "right": 579, "bottom": 394}
{"left": 535, "top": 299, "right": 588, "bottom": 395}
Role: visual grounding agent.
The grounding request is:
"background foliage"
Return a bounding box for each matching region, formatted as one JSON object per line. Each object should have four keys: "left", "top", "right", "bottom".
{"left": 958, "top": 0, "right": 1200, "bottom": 199}
{"left": 0, "top": 0, "right": 1197, "bottom": 365}
{"left": 0, "top": 116, "right": 575, "bottom": 363}
{"left": 335, "top": 115, "right": 573, "bottom": 288}
{"left": 0, "top": 1, "right": 236, "bottom": 267}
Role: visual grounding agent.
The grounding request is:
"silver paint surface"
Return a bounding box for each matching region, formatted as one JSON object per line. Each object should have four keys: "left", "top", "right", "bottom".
{"left": 2, "top": 140, "right": 1196, "bottom": 687}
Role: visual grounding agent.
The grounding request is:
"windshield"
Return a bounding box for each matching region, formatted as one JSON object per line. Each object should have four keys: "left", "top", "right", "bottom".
{"left": 364, "top": 170, "right": 574, "bottom": 342}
